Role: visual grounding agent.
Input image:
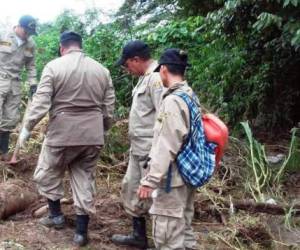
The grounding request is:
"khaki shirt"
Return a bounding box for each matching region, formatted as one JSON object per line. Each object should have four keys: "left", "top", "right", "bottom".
{"left": 24, "top": 49, "right": 115, "bottom": 146}
{"left": 141, "top": 81, "right": 194, "bottom": 188}
{"left": 0, "top": 29, "right": 37, "bottom": 90}
{"left": 129, "top": 60, "right": 164, "bottom": 156}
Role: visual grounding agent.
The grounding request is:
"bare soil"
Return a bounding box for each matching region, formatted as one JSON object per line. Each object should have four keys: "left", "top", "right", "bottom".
{"left": 0, "top": 126, "right": 299, "bottom": 250}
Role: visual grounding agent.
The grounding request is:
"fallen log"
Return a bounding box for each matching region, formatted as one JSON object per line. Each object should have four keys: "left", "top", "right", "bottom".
{"left": 32, "top": 198, "right": 73, "bottom": 218}
{"left": 226, "top": 200, "right": 300, "bottom": 216}
{"left": 195, "top": 199, "right": 300, "bottom": 217}
{"left": 0, "top": 180, "right": 38, "bottom": 219}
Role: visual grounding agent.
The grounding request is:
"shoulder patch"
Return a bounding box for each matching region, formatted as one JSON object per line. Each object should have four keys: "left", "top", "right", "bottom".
{"left": 152, "top": 81, "right": 162, "bottom": 89}
{"left": 0, "top": 41, "right": 12, "bottom": 46}
{"left": 157, "top": 111, "right": 170, "bottom": 123}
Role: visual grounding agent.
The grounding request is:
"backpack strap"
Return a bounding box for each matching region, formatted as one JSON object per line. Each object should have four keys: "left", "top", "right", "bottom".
{"left": 165, "top": 164, "right": 172, "bottom": 193}
{"left": 174, "top": 92, "right": 199, "bottom": 108}
{"left": 173, "top": 91, "right": 204, "bottom": 137}
{"left": 174, "top": 92, "right": 202, "bottom": 128}
{"left": 164, "top": 91, "right": 202, "bottom": 192}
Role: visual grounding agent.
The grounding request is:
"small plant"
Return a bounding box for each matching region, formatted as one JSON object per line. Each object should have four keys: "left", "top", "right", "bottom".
{"left": 240, "top": 121, "right": 270, "bottom": 202}
{"left": 284, "top": 201, "right": 299, "bottom": 231}
{"left": 241, "top": 122, "right": 300, "bottom": 204}
{"left": 274, "top": 128, "right": 299, "bottom": 184}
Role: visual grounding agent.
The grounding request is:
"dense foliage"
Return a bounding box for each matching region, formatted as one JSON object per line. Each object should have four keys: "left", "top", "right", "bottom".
{"left": 33, "top": 0, "right": 300, "bottom": 132}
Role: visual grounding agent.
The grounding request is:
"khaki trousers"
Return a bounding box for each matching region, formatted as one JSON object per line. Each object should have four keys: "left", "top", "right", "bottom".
{"left": 33, "top": 143, "right": 100, "bottom": 215}
{"left": 121, "top": 151, "right": 151, "bottom": 217}
{"left": 0, "top": 78, "right": 21, "bottom": 131}
{"left": 150, "top": 185, "right": 197, "bottom": 250}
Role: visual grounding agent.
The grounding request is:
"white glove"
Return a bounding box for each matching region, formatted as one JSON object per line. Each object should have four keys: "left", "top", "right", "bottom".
{"left": 19, "top": 127, "right": 31, "bottom": 148}
{"left": 151, "top": 189, "right": 159, "bottom": 199}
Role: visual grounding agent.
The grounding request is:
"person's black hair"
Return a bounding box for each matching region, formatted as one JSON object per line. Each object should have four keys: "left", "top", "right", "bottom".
{"left": 165, "top": 64, "right": 186, "bottom": 76}
{"left": 60, "top": 40, "right": 82, "bottom": 49}
{"left": 135, "top": 49, "right": 151, "bottom": 61}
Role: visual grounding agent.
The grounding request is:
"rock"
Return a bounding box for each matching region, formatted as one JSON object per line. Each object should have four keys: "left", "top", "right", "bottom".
{"left": 266, "top": 154, "right": 285, "bottom": 165}
{"left": 266, "top": 198, "right": 277, "bottom": 205}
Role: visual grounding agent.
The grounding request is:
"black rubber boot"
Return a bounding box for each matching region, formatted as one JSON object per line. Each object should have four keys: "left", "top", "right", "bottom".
{"left": 111, "top": 217, "right": 148, "bottom": 249}
{"left": 73, "top": 214, "right": 89, "bottom": 247}
{"left": 39, "top": 199, "right": 65, "bottom": 229}
{"left": 0, "top": 131, "right": 10, "bottom": 161}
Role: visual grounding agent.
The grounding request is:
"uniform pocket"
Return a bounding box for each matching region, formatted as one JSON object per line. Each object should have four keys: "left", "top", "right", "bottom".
{"left": 11, "top": 80, "right": 21, "bottom": 95}
{"left": 152, "top": 215, "right": 168, "bottom": 245}
{"left": 149, "top": 188, "right": 184, "bottom": 218}
{"left": 136, "top": 84, "right": 147, "bottom": 96}
{"left": 24, "top": 48, "right": 34, "bottom": 58}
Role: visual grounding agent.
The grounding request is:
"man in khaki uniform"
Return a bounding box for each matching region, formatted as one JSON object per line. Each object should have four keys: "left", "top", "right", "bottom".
{"left": 112, "top": 40, "right": 164, "bottom": 249}
{"left": 0, "top": 15, "right": 37, "bottom": 160}
{"left": 138, "top": 49, "right": 198, "bottom": 249}
{"left": 19, "top": 31, "right": 115, "bottom": 247}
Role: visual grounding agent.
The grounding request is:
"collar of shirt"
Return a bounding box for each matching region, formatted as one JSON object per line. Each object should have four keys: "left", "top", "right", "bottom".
{"left": 12, "top": 28, "right": 26, "bottom": 47}
{"left": 144, "top": 60, "right": 158, "bottom": 76}
{"left": 66, "top": 48, "right": 83, "bottom": 55}
{"left": 133, "top": 60, "right": 159, "bottom": 93}
{"left": 163, "top": 80, "right": 188, "bottom": 98}
{"left": 15, "top": 35, "right": 25, "bottom": 47}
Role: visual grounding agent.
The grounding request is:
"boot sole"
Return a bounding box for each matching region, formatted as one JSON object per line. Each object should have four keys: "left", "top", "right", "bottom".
{"left": 111, "top": 240, "right": 147, "bottom": 248}
{"left": 54, "top": 224, "right": 65, "bottom": 230}
{"left": 73, "top": 240, "right": 88, "bottom": 247}
{"left": 39, "top": 222, "right": 65, "bottom": 230}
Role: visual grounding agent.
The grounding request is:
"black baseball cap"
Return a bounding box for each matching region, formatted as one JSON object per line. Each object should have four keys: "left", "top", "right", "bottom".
{"left": 60, "top": 31, "right": 82, "bottom": 45}
{"left": 116, "top": 40, "right": 150, "bottom": 66}
{"left": 19, "top": 15, "right": 37, "bottom": 35}
{"left": 154, "top": 48, "right": 190, "bottom": 72}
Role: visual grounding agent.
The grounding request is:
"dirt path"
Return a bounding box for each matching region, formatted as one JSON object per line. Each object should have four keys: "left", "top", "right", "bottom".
{"left": 0, "top": 155, "right": 227, "bottom": 250}
{"left": 0, "top": 152, "right": 299, "bottom": 250}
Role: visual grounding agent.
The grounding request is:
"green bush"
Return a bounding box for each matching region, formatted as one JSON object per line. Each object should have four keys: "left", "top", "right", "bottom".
{"left": 31, "top": 2, "right": 300, "bottom": 131}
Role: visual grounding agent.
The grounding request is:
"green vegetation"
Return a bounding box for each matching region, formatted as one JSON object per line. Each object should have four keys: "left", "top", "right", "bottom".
{"left": 32, "top": 0, "right": 300, "bottom": 132}
{"left": 5, "top": 2, "right": 299, "bottom": 249}
{"left": 29, "top": 0, "right": 300, "bottom": 203}
{"left": 29, "top": 1, "right": 300, "bottom": 195}
{"left": 241, "top": 122, "right": 300, "bottom": 202}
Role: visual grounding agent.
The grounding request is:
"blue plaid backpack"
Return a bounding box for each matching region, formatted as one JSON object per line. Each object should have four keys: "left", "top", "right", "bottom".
{"left": 172, "top": 92, "right": 216, "bottom": 188}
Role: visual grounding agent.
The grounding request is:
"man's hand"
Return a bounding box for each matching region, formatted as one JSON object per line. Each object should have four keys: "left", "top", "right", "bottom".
{"left": 29, "top": 85, "right": 37, "bottom": 98}
{"left": 137, "top": 185, "right": 154, "bottom": 199}
{"left": 19, "top": 127, "right": 31, "bottom": 148}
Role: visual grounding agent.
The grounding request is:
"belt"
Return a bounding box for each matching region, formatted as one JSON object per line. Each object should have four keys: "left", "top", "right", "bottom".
{"left": 0, "top": 71, "right": 10, "bottom": 79}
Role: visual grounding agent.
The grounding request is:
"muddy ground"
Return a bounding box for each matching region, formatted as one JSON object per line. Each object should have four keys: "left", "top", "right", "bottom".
{"left": 0, "top": 124, "right": 299, "bottom": 250}
{"left": 0, "top": 154, "right": 216, "bottom": 250}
